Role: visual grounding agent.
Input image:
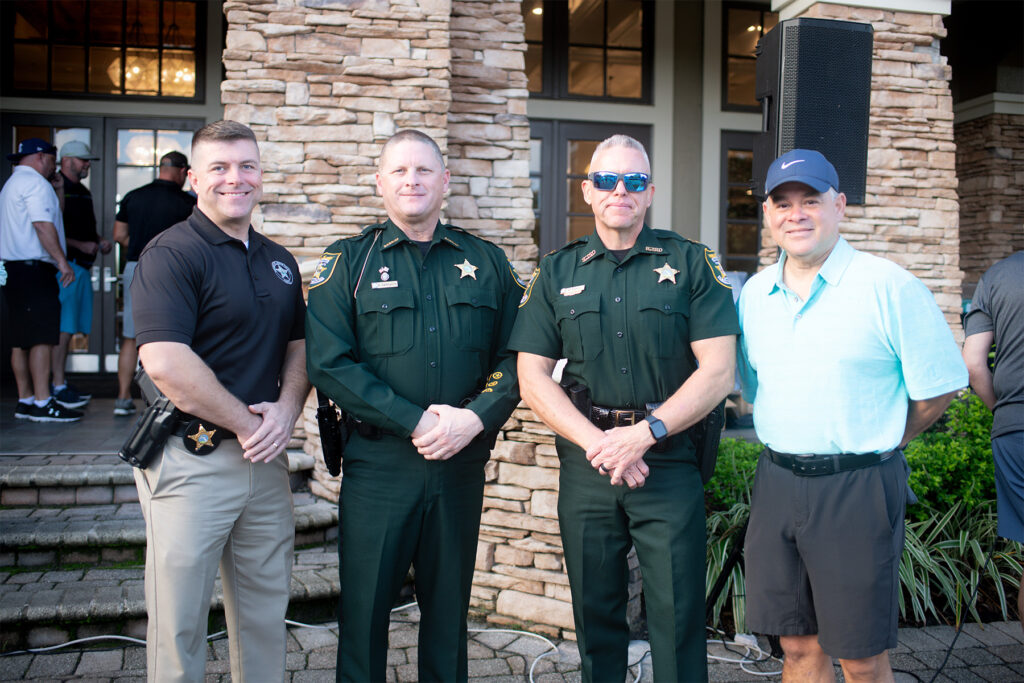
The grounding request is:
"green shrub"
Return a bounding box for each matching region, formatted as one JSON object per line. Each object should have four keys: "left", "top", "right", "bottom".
{"left": 705, "top": 437, "right": 762, "bottom": 512}
{"left": 904, "top": 391, "right": 995, "bottom": 522}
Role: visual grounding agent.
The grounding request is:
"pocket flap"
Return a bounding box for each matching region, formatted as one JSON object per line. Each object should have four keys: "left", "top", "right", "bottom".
{"left": 356, "top": 287, "right": 414, "bottom": 315}
{"left": 553, "top": 293, "right": 600, "bottom": 320}
{"left": 445, "top": 285, "right": 498, "bottom": 310}
{"left": 639, "top": 292, "right": 689, "bottom": 317}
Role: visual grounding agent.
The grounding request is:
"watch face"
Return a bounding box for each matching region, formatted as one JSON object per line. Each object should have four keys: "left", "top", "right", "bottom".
{"left": 646, "top": 415, "right": 668, "bottom": 442}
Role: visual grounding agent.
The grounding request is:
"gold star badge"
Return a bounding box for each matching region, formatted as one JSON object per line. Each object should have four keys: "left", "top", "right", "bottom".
{"left": 188, "top": 424, "right": 217, "bottom": 448}
{"left": 654, "top": 262, "right": 679, "bottom": 284}
{"left": 455, "top": 259, "right": 478, "bottom": 280}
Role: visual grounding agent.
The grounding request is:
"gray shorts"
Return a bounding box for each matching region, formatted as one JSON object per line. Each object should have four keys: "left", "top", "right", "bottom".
{"left": 744, "top": 450, "right": 908, "bottom": 660}
{"left": 121, "top": 261, "right": 138, "bottom": 339}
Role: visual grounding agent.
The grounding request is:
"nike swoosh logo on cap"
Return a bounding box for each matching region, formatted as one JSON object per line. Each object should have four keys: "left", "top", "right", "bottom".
{"left": 780, "top": 160, "right": 804, "bottom": 169}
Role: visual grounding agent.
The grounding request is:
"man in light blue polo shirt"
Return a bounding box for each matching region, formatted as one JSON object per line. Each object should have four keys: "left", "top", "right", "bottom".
{"left": 737, "top": 149, "right": 966, "bottom": 682}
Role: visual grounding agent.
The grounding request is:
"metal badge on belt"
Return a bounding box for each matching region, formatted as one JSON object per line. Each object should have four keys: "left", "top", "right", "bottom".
{"left": 184, "top": 420, "right": 221, "bottom": 455}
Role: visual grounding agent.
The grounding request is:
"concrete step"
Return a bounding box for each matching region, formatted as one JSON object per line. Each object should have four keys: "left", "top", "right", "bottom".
{"left": 0, "top": 450, "right": 317, "bottom": 506}
{"left": 0, "top": 492, "right": 338, "bottom": 569}
{"left": 0, "top": 542, "right": 340, "bottom": 652}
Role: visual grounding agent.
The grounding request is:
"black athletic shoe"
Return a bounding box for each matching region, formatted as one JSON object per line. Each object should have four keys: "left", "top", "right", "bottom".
{"left": 27, "top": 398, "right": 83, "bottom": 423}
{"left": 14, "top": 402, "right": 33, "bottom": 420}
{"left": 52, "top": 384, "right": 89, "bottom": 409}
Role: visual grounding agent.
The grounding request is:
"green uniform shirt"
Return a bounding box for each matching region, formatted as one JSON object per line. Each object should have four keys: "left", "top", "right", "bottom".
{"left": 509, "top": 225, "right": 740, "bottom": 410}
{"left": 306, "top": 219, "right": 524, "bottom": 438}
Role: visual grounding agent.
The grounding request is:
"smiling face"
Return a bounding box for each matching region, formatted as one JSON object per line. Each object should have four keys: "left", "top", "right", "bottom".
{"left": 61, "top": 156, "right": 90, "bottom": 182}
{"left": 763, "top": 182, "right": 846, "bottom": 269}
{"left": 188, "top": 138, "right": 262, "bottom": 233}
{"left": 581, "top": 144, "right": 653, "bottom": 240}
{"left": 376, "top": 138, "right": 449, "bottom": 234}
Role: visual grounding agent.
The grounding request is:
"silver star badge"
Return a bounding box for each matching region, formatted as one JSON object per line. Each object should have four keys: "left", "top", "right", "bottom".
{"left": 654, "top": 262, "right": 679, "bottom": 284}
{"left": 455, "top": 259, "right": 479, "bottom": 280}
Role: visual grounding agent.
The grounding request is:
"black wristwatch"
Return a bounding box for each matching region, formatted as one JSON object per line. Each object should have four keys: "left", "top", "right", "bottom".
{"left": 644, "top": 415, "right": 668, "bottom": 444}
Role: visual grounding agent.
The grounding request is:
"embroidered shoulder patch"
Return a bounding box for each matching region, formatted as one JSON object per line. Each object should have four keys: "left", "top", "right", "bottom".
{"left": 309, "top": 252, "right": 340, "bottom": 289}
{"left": 704, "top": 249, "right": 732, "bottom": 289}
{"left": 508, "top": 261, "right": 528, "bottom": 290}
{"left": 519, "top": 267, "right": 540, "bottom": 307}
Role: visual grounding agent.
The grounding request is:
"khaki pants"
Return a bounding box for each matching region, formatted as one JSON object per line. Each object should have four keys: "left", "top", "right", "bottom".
{"left": 135, "top": 437, "right": 294, "bottom": 682}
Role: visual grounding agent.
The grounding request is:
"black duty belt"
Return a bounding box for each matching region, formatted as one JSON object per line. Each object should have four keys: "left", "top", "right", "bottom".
{"left": 172, "top": 415, "right": 236, "bottom": 455}
{"left": 345, "top": 415, "right": 387, "bottom": 440}
{"left": 766, "top": 447, "right": 897, "bottom": 476}
{"left": 589, "top": 405, "right": 647, "bottom": 430}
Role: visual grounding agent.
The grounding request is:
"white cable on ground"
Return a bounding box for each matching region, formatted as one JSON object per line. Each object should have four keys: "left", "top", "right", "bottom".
{"left": 705, "top": 636, "right": 783, "bottom": 677}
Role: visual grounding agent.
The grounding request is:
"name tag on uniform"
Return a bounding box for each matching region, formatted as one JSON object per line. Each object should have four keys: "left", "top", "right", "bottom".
{"left": 371, "top": 281, "right": 398, "bottom": 289}
{"left": 560, "top": 284, "right": 586, "bottom": 297}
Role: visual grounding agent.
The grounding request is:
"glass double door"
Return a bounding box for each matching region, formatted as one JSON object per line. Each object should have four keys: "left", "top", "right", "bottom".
{"left": 1, "top": 113, "right": 202, "bottom": 375}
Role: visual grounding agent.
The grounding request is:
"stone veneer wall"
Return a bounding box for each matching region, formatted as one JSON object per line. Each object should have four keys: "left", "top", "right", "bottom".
{"left": 758, "top": 3, "right": 963, "bottom": 331}
{"left": 955, "top": 113, "right": 1024, "bottom": 287}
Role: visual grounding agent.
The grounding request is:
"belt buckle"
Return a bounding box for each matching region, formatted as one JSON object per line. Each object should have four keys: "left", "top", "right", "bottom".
{"left": 612, "top": 410, "right": 636, "bottom": 427}
{"left": 793, "top": 454, "right": 831, "bottom": 476}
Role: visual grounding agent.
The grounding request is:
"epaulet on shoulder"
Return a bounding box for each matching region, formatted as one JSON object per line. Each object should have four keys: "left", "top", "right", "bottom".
{"left": 552, "top": 235, "right": 588, "bottom": 255}
{"left": 359, "top": 222, "right": 386, "bottom": 237}
{"left": 650, "top": 228, "right": 696, "bottom": 245}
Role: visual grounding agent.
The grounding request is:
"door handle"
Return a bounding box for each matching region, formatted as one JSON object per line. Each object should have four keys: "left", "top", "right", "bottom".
{"left": 102, "top": 266, "right": 120, "bottom": 293}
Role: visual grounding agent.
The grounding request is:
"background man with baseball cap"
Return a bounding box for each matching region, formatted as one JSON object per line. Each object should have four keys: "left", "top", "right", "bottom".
{"left": 50, "top": 140, "right": 112, "bottom": 409}
{"left": 737, "top": 149, "right": 967, "bottom": 681}
{"left": 0, "top": 138, "right": 82, "bottom": 422}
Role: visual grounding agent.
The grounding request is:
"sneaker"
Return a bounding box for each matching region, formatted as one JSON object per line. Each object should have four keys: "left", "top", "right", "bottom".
{"left": 65, "top": 381, "right": 92, "bottom": 401}
{"left": 27, "top": 398, "right": 83, "bottom": 423}
{"left": 113, "top": 398, "right": 137, "bottom": 416}
{"left": 14, "top": 402, "right": 33, "bottom": 420}
{"left": 52, "top": 384, "right": 89, "bottom": 409}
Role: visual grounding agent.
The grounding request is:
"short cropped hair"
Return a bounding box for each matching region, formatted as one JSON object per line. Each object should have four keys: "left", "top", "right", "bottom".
{"left": 591, "top": 134, "right": 651, "bottom": 173}
{"left": 378, "top": 130, "right": 445, "bottom": 171}
{"left": 191, "top": 120, "right": 258, "bottom": 155}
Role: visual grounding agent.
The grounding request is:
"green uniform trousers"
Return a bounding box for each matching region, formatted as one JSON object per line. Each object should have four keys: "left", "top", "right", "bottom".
{"left": 337, "top": 434, "right": 488, "bottom": 682}
{"left": 556, "top": 437, "right": 708, "bottom": 683}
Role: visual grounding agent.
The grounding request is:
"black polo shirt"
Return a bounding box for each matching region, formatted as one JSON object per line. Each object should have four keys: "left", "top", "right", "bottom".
{"left": 116, "top": 179, "right": 196, "bottom": 261}
{"left": 60, "top": 172, "right": 100, "bottom": 267}
{"left": 131, "top": 208, "right": 306, "bottom": 406}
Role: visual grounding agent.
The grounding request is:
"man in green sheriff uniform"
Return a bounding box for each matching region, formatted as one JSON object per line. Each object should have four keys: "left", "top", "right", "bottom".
{"left": 305, "top": 130, "right": 524, "bottom": 682}
{"left": 510, "top": 135, "right": 739, "bottom": 682}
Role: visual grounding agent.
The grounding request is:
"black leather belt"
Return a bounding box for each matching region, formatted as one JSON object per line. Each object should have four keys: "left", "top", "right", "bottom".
{"left": 766, "top": 447, "right": 897, "bottom": 476}
{"left": 345, "top": 415, "right": 386, "bottom": 440}
{"left": 171, "top": 416, "right": 236, "bottom": 441}
{"left": 589, "top": 405, "right": 647, "bottom": 429}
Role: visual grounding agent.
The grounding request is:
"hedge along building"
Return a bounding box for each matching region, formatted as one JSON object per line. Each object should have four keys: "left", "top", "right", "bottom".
{"left": 2, "top": 0, "right": 1021, "bottom": 638}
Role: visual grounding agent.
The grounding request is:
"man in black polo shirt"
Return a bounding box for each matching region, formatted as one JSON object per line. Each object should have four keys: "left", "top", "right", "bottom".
{"left": 112, "top": 151, "right": 195, "bottom": 416}
{"left": 50, "top": 140, "right": 112, "bottom": 409}
{"left": 130, "top": 121, "right": 308, "bottom": 681}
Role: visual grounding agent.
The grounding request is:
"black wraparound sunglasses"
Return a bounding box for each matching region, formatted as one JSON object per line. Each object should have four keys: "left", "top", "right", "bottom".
{"left": 588, "top": 172, "right": 650, "bottom": 192}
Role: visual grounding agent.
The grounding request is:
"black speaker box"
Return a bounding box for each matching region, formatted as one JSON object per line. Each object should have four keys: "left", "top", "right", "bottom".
{"left": 753, "top": 18, "right": 873, "bottom": 204}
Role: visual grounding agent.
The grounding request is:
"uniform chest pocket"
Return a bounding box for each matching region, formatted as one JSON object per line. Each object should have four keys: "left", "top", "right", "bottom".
{"left": 356, "top": 288, "right": 415, "bottom": 357}
{"left": 639, "top": 293, "right": 689, "bottom": 358}
{"left": 554, "top": 293, "right": 603, "bottom": 361}
{"left": 445, "top": 285, "right": 498, "bottom": 352}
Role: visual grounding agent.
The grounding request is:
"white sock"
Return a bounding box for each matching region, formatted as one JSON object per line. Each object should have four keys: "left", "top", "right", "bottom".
{"left": 34, "top": 399, "right": 50, "bottom": 408}
{"left": 54, "top": 383, "right": 67, "bottom": 392}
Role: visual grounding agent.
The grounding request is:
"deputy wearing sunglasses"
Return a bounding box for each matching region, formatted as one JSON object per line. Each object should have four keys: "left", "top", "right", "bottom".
{"left": 510, "top": 135, "right": 739, "bottom": 682}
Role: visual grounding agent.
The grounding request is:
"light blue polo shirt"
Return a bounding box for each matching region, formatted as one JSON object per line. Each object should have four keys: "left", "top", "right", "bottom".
{"left": 737, "top": 237, "right": 967, "bottom": 454}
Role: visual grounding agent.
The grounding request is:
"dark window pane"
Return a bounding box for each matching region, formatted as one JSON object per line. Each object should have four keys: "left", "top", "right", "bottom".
{"left": 161, "top": 50, "right": 196, "bottom": 96}
{"left": 126, "top": 0, "right": 160, "bottom": 46}
{"left": 727, "top": 187, "right": 757, "bottom": 219}
{"left": 164, "top": 1, "right": 196, "bottom": 48}
{"left": 569, "top": 0, "right": 604, "bottom": 45}
{"left": 727, "top": 8, "right": 762, "bottom": 57}
{"left": 607, "top": 0, "right": 642, "bottom": 48}
{"left": 568, "top": 139, "right": 599, "bottom": 175}
{"left": 727, "top": 57, "right": 757, "bottom": 107}
{"left": 13, "top": 44, "right": 47, "bottom": 90}
{"left": 13, "top": 1, "right": 47, "bottom": 39}
{"left": 52, "top": 0, "right": 86, "bottom": 43}
{"left": 569, "top": 46, "right": 603, "bottom": 96}
{"left": 607, "top": 49, "right": 641, "bottom": 98}
{"left": 89, "top": 47, "right": 122, "bottom": 93}
{"left": 727, "top": 149, "right": 753, "bottom": 183}
{"left": 526, "top": 44, "right": 543, "bottom": 93}
{"left": 569, "top": 215, "right": 592, "bottom": 243}
{"left": 523, "top": 0, "right": 544, "bottom": 42}
{"left": 91, "top": 1, "right": 125, "bottom": 44}
{"left": 125, "top": 48, "right": 159, "bottom": 94}
{"left": 568, "top": 177, "right": 590, "bottom": 214}
{"left": 724, "top": 255, "right": 758, "bottom": 274}
{"left": 52, "top": 45, "right": 86, "bottom": 92}
{"left": 726, "top": 223, "right": 760, "bottom": 256}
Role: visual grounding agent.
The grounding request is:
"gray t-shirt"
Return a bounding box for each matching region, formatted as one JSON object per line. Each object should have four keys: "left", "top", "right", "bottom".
{"left": 964, "top": 251, "right": 1024, "bottom": 438}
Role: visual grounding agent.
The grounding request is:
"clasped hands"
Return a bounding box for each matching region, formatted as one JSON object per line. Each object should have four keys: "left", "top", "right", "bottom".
{"left": 411, "top": 404, "right": 484, "bottom": 460}
{"left": 237, "top": 401, "right": 299, "bottom": 463}
{"left": 586, "top": 422, "right": 655, "bottom": 489}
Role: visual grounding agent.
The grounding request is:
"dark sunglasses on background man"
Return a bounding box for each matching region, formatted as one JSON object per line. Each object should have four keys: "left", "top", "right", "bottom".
{"left": 588, "top": 172, "right": 650, "bottom": 192}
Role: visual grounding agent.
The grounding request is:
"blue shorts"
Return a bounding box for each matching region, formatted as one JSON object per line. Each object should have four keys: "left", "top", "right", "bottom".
{"left": 58, "top": 261, "right": 93, "bottom": 335}
{"left": 993, "top": 431, "right": 1024, "bottom": 543}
